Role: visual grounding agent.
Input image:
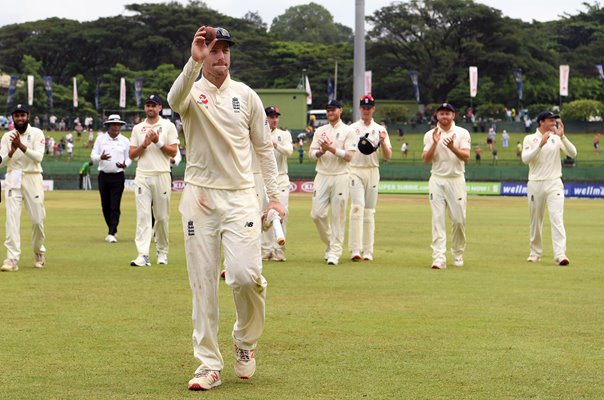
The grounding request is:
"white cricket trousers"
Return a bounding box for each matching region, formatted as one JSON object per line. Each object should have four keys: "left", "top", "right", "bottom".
{"left": 348, "top": 167, "right": 379, "bottom": 254}
{"left": 527, "top": 178, "right": 567, "bottom": 259}
{"left": 311, "top": 173, "right": 349, "bottom": 260}
{"left": 179, "top": 184, "right": 267, "bottom": 372}
{"left": 4, "top": 173, "right": 46, "bottom": 261}
{"left": 263, "top": 174, "right": 290, "bottom": 252}
{"left": 134, "top": 173, "right": 171, "bottom": 257}
{"left": 428, "top": 175, "right": 467, "bottom": 264}
{"left": 253, "top": 173, "right": 271, "bottom": 254}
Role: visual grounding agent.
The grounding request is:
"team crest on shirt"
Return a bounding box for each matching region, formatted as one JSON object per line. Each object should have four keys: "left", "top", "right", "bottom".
{"left": 232, "top": 97, "right": 241, "bottom": 113}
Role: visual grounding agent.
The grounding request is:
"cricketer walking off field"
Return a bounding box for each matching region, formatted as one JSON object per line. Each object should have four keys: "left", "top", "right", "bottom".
{"left": 522, "top": 111, "right": 576, "bottom": 266}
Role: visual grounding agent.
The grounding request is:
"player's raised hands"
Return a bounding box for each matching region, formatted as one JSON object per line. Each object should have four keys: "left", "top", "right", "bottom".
{"left": 192, "top": 26, "right": 216, "bottom": 63}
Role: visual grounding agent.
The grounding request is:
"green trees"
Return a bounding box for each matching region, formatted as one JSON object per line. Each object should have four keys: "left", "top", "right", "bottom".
{"left": 0, "top": 1, "right": 603, "bottom": 119}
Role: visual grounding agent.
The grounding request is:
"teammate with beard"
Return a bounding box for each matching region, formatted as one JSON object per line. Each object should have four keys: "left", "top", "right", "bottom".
{"left": 0, "top": 104, "right": 47, "bottom": 272}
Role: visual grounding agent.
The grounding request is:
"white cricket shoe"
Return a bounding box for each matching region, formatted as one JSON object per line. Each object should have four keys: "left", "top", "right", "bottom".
{"left": 188, "top": 369, "right": 221, "bottom": 391}
{"left": 326, "top": 256, "right": 339, "bottom": 266}
{"left": 234, "top": 344, "right": 256, "bottom": 379}
{"left": 431, "top": 261, "right": 446, "bottom": 269}
{"left": 362, "top": 251, "right": 373, "bottom": 261}
{"left": 157, "top": 253, "right": 168, "bottom": 265}
{"left": 555, "top": 256, "right": 570, "bottom": 266}
{"left": 130, "top": 255, "right": 150, "bottom": 267}
{"left": 271, "top": 249, "right": 286, "bottom": 262}
{"left": 453, "top": 257, "right": 464, "bottom": 267}
{"left": 1, "top": 259, "right": 19, "bottom": 272}
{"left": 526, "top": 255, "right": 541, "bottom": 263}
{"left": 351, "top": 250, "right": 362, "bottom": 261}
{"left": 34, "top": 253, "right": 45, "bottom": 269}
{"left": 261, "top": 250, "right": 273, "bottom": 261}
{"left": 105, "top": 234, "right": 117, "bottom": 243}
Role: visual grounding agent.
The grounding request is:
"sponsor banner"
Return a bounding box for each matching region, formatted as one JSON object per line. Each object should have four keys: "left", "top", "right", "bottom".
{"left": 501, "top": 182, "right": 604, "bottom": 199}
{"left": 378, "top": 181, "right": 500, "bottom": 195}
{"left": 290, "top": 180, "right": 315, "bottom": 193}
{"left": 0, "top": 180, "right": 53, "bottom": 191}
{"left": 172, "top": 180, "right": 185, "bottom": 192}
{"left": 560, "top": 65, "right": 569, "bottom": 96}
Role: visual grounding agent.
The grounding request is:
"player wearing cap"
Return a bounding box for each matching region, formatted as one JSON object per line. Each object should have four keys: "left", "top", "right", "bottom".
{"left": 168, "top": 26, "right": 285, "bottom": 391}
{"left": 263, "top": 106, "right": 293, "bottom": 261}
{"left": 309, "top": 99, "right": 357, "bottom": 266}
{"left": 0, "top": 104, "right": 46, "bottom": 272}
{"left": 128, "top": 94, "right": 178, "bottom": 267}
{"left": 522, "top": 111, "right": 576, "bottom": 266}
{"left": 348, "top": 95, "right": 392, "bottom": 262}
{"left": 422, "top": 103, "right": 471, "bottom": 269}
{"left": 91, "top": 114, "right": 132, "bottom": 243}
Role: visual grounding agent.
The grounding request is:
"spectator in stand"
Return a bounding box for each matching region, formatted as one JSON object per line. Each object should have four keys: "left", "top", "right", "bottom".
{"left": 502, "top": 129, "right": 510, "bottom": 148}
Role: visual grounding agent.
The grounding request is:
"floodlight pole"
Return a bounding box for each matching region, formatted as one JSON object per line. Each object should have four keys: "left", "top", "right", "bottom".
{"left": 353, "top": 0, "right": 365, "bottom": 122}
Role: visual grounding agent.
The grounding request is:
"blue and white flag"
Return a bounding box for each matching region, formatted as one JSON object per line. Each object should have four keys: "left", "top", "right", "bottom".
{"left": 43, "top": 76, "right": 53, "bottom": 108}
{"left": 134, "top": 77, "right": 144, "bottom": 107}
{"left": 327, "top": 77, "right": 334, "bottom": 102}
{"left": 596, "top": 65, "right": 604, "bottom": 87}
{"left": 408, "top": 70, "right": 420, "bottom": 103}
{"left": 6, "top": 75, "right": 18, "bottom": 104}
{"left": 512, "top": 68, "right": 523, "bottom": 101}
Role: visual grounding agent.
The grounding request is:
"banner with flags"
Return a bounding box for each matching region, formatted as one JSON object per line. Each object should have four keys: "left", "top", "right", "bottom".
{"left": 408, "top": 70, "right": 420, "bottom": 103}
{"left": 119, "top": 77, "right": 126, "bottom": 108}
{"left": 512, "top": 68, "right": 523, "bottom": 101}
{"left": 596, "top": 64, "right": 604, "bottom": 87}
{"left": 6, "top": 75, "right": 18, "bottom": 104}
{"left": 327, "top": 77, "right": 334, "bottom": 103}
{"left": 73, "top": 77, "right": 79, "bottom": 108}
{"left": 560, "top": 65, "right": 570, "bottom": 96}
{"left": 134, "top": 77, "right": 144, "bottom": 107}
{"left": 43, "top": 76, "right": 53, "bottom": 108}
{"left": 27, "top": 75, "right": 34, "bottom": 106}
{"left": 469, "top": 66, "right": 478, "bottom": 98}
{"left": 364, "top": 70, "right": 372, "bottom": 96}
{"left": 95, "top": 78, "right": 101, "bottom": 110}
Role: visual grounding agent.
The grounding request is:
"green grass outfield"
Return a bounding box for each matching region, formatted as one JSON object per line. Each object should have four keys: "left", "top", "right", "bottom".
{"left": 1, "top": 191, "right": 603, "bottom": 399}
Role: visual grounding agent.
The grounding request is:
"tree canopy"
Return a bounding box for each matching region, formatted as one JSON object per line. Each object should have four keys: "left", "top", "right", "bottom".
{"left": 0, "top": 0, "right": 602, "bottom": 120}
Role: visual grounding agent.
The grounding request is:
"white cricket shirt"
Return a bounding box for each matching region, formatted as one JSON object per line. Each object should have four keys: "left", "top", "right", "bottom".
{"left": 310, "top": 120, "right": 357, "bottom": 176}
{"left": 522, "top": 130, "right": 577, "bottom": 181}
{"left": 349, "top": 118, "right": 392, "bottom": 168}
{"left": 423, "top": 122, "right": 471, "bottom": 177}
{"left": 130, "top": 117, "right": 179, "bottom": 175}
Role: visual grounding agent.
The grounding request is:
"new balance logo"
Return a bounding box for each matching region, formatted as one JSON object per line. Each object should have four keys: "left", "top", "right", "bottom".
{"left": 244, "top": 221, "right": 254, "bottom": 228}
{"left": 187, "top": 220, "right": 195, "bottom": 236}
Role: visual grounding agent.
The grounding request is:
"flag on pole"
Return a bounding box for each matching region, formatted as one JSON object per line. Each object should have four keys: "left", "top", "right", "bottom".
{"left": 364, "top": 70, "right": 372, "bottom": 96}
{"left": 27, "top": 75, "right": 34, "bottom": 106}
{"left": 95, "top": 78, "right": 101, "bottom": 110}
{"left": 305, "top": 75, "right": 312, "bottom": 106}
{"left": 469, "top": 66, "right": 478, "bottom": 98}
{"left": 560, "top": 65, "right": 570, "bottom": 96}
{"left": 119, "top": 77, "right": 126, "bottom": 108}
{"left": 327, "top": 77, "right": 334, "bottom": 102}
{"left": 43, "top": 76, "right": 53, "bottom": 108}
{"left": 73, "top": 77, "right": 79, "bottom": 108}
{"left": 134, "top": 78, "right": 144, "bottom": 107}
{"left": 596, "top": 64, "right": 604, "bottom": 87}
{"left": 512, "top": 68, "right": 523, "bottom": 101}
{"left": 6, "top": 75, "right": 18, "bottom": 104}
{"left": 408, "top": 70, "right": 420, "bottom": 103}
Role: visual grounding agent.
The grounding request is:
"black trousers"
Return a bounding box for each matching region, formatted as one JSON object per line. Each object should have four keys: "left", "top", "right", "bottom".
{"left": 98, "top": 171, "right": 125, "bottom": 235}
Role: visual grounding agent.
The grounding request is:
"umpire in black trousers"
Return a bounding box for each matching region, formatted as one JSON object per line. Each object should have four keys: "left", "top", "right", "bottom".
{"left": 90, "top": 114, "right": 132, "bottom": 243}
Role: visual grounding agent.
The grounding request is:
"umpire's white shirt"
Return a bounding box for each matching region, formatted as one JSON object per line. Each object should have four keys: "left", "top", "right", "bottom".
{"left": 90, "top": 133, "right": 132, "bottom": 173}
{"left": 422, "top": 122, "right": 471, "bottom": 177}
{"left": 349, "top": 119, "right": 392, "bottom": 168}
{"left": 522, "top": 130, "right": 577, "bottom": 180}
